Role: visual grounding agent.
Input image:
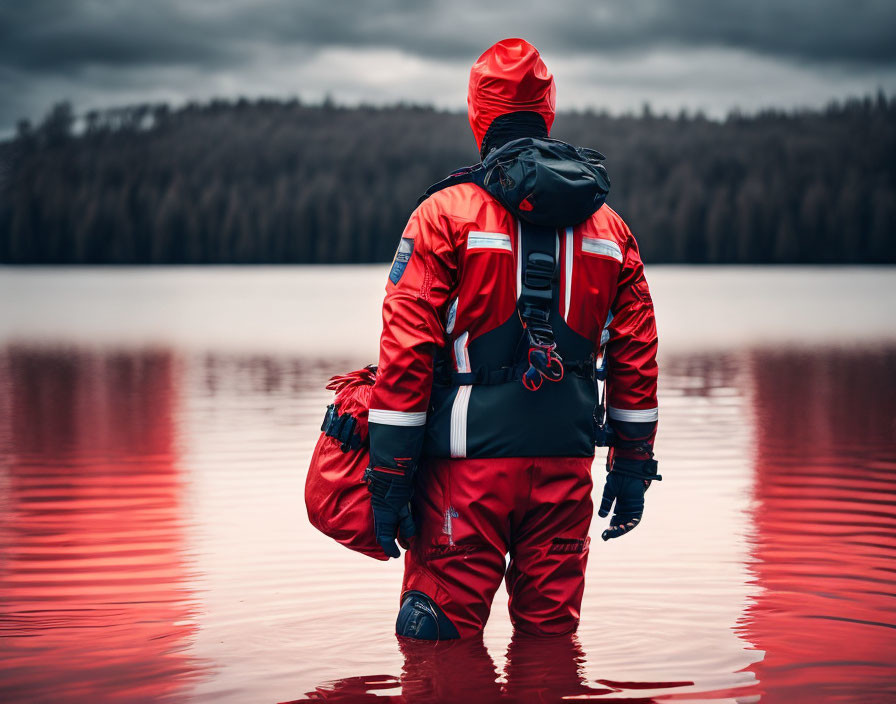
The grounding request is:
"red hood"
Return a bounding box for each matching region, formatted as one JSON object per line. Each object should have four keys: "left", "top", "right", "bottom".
{"left": 467, "top": 38, "right": 556, "bottom": 152}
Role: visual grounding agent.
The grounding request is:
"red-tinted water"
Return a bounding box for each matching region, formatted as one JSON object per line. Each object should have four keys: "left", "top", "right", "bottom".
{"left": 0, "top": 350, "right": 205, "bottom": 701}
{"left": 742, "top": 350, "right": 896, "bottom": 703}
{"left": 1, "top": 268, "right": 895, "bottom": 703}
{"left": 2, "top": 345, "right": 894, "bottom": 703}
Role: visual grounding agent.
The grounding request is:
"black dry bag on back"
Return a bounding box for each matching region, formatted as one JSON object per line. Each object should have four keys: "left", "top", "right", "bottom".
{"left": 420, "top": 137, "right": 611, "bottom": 228}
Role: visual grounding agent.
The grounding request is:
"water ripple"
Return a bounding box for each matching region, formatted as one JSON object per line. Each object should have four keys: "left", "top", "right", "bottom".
{"left": 1, "top": 345, "right": 895, "bottom": 702}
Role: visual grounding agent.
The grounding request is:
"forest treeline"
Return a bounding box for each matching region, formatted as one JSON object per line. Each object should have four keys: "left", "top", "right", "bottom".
{"left": 1, "top": 94, "right": 894, "bottom": 264}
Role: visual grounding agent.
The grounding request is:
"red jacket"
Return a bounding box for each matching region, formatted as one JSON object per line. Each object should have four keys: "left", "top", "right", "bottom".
{"left": 367, "top": 183, "right": 658, "bottom": 467}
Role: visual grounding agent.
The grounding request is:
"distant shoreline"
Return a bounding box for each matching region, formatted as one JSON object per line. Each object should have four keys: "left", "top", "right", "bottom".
{"left": 3, "top": 95, "right": 894, "bottom": 265}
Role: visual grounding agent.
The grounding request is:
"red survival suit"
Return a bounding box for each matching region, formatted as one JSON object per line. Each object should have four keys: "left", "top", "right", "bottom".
{"left": 368, "top": 38, "right": 659, "bottom": 638}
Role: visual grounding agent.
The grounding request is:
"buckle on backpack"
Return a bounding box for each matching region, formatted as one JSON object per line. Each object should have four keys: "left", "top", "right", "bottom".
{"left": 524, "top": 252, "right": 554, "bottom": 289}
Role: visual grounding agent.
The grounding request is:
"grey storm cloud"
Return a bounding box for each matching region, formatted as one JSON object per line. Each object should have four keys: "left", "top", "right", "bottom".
{"left": 1, "top": 0, "right": 895, "bottom": 132}
{"left": 3, "top": 0, "right": 895, "bottom": 73}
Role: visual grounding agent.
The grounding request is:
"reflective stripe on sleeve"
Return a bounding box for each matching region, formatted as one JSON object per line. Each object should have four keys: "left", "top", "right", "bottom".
{"left": 608, "top": 406, "right": 659, "bottom": 422}
{"left": 368, "top": 409, "right": 428, "bottom": 426}
{"left": 467, "top": 231, "right": 512, "bottom": 251}
{"left": 582, "top": 237, "right": 623, "bottom": 263}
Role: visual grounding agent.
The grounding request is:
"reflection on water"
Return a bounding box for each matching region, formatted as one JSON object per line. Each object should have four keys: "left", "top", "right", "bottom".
{"left": 295, "top": 633, "right": 695, "bottom": 703}
{"left": 743, "top": 349, "right": 896, "bottom": 703}
{"left": 1, "top": 343, "right": 894, "bottom": 702}
{"left": 0, "top": 348, "right": 204, "bottom": 702}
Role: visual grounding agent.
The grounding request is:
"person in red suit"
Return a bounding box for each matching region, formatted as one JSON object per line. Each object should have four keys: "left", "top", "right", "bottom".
{"left": 365, "top": 37, "right": 660, "bottom": 639}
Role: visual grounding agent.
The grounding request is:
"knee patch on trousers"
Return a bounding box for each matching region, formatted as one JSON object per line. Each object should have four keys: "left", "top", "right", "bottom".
{"left": 396, "top": 590, "right": 460, "bottom": 640}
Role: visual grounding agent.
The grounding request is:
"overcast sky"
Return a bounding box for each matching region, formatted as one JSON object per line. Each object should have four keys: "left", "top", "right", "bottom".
{"left": 2, "top": 0, "right": 895, "bottom": 131}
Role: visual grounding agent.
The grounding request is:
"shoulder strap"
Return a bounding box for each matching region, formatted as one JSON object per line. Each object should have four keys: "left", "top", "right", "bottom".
{"left": 517, "top": 221, "right": 557, "bottom": 345}
{"left": 417, "top": 165, "right": 483, "bottom": 205}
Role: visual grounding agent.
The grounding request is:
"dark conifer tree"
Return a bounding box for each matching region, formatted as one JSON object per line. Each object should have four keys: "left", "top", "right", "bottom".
{"left": 0, "top": 96, "right": 893, "bottom": 264}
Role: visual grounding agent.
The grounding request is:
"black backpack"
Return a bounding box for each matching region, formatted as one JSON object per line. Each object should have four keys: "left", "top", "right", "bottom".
{"left": 420, "top": 137, "right": 610, "bottom": 228}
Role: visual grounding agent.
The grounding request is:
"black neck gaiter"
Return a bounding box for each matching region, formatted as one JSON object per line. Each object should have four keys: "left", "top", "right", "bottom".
{"left": 480, "top": 111, "right": 548, "bottom": 160}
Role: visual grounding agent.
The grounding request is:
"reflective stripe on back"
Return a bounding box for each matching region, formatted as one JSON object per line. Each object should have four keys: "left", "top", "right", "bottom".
{"left": 450, "top": 331, "right": 471, "bottom": 458}
{"left": 564, "top": 226, "right": 574, "bottom": 321}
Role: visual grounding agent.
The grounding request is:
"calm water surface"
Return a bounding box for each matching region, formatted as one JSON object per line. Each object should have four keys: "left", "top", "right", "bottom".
{"left": 1, "top": 267, "right": 895, "bottom": 703}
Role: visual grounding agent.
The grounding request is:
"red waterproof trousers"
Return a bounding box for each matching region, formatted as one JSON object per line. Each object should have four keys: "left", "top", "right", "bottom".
{"left": 402, "top": 456, "right": 594, "bottom": 637}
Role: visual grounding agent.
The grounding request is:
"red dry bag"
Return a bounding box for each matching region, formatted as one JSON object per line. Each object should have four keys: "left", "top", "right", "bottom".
{"left": 304, "top": 366, "right": 388, "bottom": 561}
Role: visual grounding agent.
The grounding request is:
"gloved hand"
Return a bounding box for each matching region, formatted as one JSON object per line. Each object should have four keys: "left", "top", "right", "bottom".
{"left": 365, "top": 466, "right": 416, "bottom": 558}
{"left": 598, "top": 458, "right": 661, "bottom": 541}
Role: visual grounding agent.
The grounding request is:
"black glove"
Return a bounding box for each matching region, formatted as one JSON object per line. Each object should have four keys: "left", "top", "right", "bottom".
{"left": 365, "top": 466, "right": 417, "bottom": 558}
{"left": 598, "top": 458, "right": 661, "bottom": 541}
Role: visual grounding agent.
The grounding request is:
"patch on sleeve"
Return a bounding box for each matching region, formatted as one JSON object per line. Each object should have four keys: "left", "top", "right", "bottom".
{"left": 389, "top": 237, "right": 414, "bottom": 284}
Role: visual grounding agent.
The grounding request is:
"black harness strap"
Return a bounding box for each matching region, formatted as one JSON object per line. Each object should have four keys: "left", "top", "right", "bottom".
{"left": 418, "top": 166, "right": 481, "bottom": 205}
{"left": 517, "top": 222, "right": 557, "bottom": 347}
{"left": 441, "top": 359, "right": 595, "bottom": 387}
{"left": 517, "top": 221, "right": 565, "bottom": 390}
